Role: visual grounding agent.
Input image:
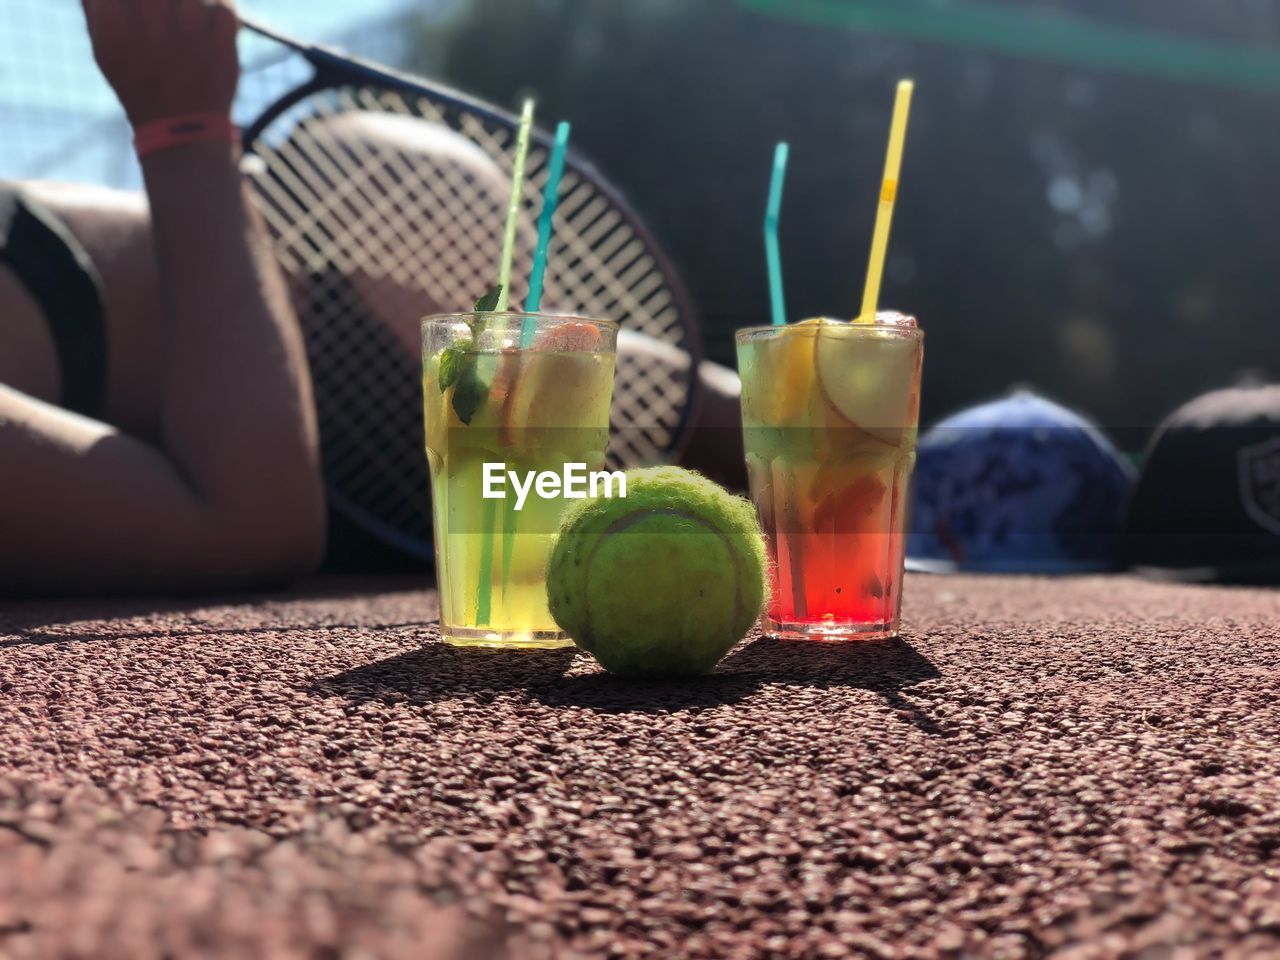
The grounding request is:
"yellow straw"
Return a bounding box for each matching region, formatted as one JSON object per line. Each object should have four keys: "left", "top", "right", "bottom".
{"left": 857, "top": 79, "right": 914, "bottom": 323}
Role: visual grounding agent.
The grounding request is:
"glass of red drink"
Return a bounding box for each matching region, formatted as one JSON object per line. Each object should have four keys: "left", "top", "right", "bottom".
{"left": 736, "top": 313, "right": 924, "bottom": 640}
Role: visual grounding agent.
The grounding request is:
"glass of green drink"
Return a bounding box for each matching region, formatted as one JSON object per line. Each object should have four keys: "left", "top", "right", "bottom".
{"left": 422, "top": 312, "right": 618, "bottom": 649}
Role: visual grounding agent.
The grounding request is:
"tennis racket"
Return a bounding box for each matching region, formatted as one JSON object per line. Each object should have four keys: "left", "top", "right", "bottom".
{"left": 236, "top": 14, "right": 703, "bottom": 560}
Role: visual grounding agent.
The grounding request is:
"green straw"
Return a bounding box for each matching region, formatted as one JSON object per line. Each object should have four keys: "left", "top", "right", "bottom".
{"left": 764, "top": 141, "right": 790, "bottom": 326}
{"left": 522, "top": 120, "right": 572, "bottom": 343}
{"left": 477, "top": 97, "right": 536, "bottom": 626}
{"left": 496, "top": 98, "right": 536, "bottom": 312}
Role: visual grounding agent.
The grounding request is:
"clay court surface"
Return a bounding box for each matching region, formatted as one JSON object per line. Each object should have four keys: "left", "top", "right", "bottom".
{"left": 1, "top": 574, "right": 1278, "bottom": 959}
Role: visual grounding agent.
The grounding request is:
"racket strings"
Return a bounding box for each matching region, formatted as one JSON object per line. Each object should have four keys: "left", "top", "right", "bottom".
{"left": 303, "top": 270, "right": 427, "bottom": 531}
{"left": 261, "top": 89, "right": 514, "bottom": 294}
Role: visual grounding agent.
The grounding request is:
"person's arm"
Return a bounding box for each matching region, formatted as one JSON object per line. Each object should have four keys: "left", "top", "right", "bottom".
{"left": 0, "top": 0, "right": 324, "bottom": 595}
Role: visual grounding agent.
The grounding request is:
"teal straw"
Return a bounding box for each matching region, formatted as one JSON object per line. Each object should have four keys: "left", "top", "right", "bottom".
{"left": 764, "top": 141, "right": 790, "bottom": 326}
{"left": 475, "top": 498, "right": 497, "bottom": 626}
{"left": 502, "top": 123, "right": 570, "bottom": 609}
{"left": 522, "top": 120, "right": 572, "bottom": 344}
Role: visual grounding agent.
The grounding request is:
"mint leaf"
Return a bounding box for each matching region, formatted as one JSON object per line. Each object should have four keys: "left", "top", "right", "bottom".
{"left": 449, "top": 285, "right": 504, "bottom": 422}
{"left": 473, "top": 284, "right": 503, "bottom": 315}
{"left": 437, "top": 344, "right": 469, "bottom": 392}
{"left": 450, "top": 355, "right": 487, "bottom": 425}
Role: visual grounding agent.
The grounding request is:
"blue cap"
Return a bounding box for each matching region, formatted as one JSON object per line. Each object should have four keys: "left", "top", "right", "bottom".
{"left": 907, "top": 389, "right": 1136, "bottom": 573}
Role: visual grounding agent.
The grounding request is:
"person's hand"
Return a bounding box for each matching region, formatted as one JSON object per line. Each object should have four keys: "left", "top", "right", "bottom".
{"left": 82, "top": 0, "right": 239, "bottom": 127}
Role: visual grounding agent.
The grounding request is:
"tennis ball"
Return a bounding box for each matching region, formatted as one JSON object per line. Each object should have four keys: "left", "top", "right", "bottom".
{"left": 547, "top": 466, "right": 768, "bottom": 678}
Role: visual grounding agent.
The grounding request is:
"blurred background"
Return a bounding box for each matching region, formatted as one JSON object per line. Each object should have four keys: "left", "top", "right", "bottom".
{"left": 4, "top": 0, "right": 1279, "bottom": 439}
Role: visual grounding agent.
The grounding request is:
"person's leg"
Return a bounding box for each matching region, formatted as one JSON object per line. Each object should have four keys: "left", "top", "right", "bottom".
{"left": 682, "top": 359, "right": 747, "bottom": 491}
{"left": 612, "top": 328, "right": 745, "bottom": 491}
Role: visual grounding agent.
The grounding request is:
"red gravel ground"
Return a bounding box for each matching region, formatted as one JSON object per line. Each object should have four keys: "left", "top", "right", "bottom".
{"left": 2, "top": 574, "right": 1279, "bottom": 959}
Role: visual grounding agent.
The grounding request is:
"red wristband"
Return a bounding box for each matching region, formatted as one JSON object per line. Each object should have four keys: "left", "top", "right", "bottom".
{"left": 133, "top": 113, "right": 239, "bottom": 158}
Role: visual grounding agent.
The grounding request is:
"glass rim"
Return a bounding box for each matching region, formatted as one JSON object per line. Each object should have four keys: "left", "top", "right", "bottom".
{"left": 421, "top": 310, "right": 619, "bottom": 333}
{"left": 735, "top": 318, "right": 923, "bottom": 343}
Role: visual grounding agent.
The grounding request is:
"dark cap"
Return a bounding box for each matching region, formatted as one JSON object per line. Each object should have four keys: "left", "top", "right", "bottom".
{"left": 1121, "top": 383, "right": 1280, "bottom": 582}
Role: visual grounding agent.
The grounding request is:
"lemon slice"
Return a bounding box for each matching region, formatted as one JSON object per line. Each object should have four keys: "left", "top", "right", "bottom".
{"left": 813, "top": 322, "right": 918, "bottom": 448}
{"left": 756, "top": 321, "right": 819, "bottom": 423}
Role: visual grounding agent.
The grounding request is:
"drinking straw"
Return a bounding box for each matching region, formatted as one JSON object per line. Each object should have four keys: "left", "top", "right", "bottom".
{"left": 503, "top": 122, "right": 570, "bottom": 594}
{"left": 522, "top": 120, "right": 572, "bottom": 340}
{"left": 764, "top": 141, "right": 790, "bottom": 327}
{"left": 477, "top": 97, "right": 536, "bottom": 626}
{"left": 496, "top": 98, "right": 536, "bottom": 313}
{"left": 475, "top": 500, "right": 497, "bottom": 626}
{"left": 857, "top": 79, "right": 914, "bottom": 323}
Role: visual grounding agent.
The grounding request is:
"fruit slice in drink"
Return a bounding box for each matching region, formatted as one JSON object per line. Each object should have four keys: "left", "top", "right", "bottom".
{"left": 814, "top": 315, "right": 921, "bottom": 448}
